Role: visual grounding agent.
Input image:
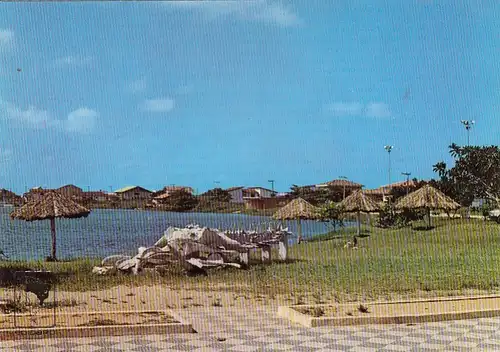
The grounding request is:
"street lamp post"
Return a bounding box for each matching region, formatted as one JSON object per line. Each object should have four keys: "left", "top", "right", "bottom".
{"left": 384, "top": 145, "right": 394, "bottom": 202}
{"left": 339, "top": 176, "right": 348, "bottom": 200}
{"left": 460, "top": 120, "right": 475, "bottom": 146}
{"left": 460, "top": 120, "right": 475, "bottom": 220}
{"left": 401, "top": 172, "right": 411, "bottom": 195}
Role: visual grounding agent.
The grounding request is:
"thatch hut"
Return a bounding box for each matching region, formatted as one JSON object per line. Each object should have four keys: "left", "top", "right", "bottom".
{"left": 338, "top": 190, "right": 381, "bottom": 235}
{"left": 394, "top": 184, "right": 460, "bottom": 228}
{"left": 10, "top": 190, "right": 91, "bottom": 261}
{"left": 273, "top": 197, "right": 320, "bottom": 243}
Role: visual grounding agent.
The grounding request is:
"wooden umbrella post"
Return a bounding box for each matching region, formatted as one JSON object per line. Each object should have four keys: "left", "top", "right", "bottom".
{"left": 297, "top": 219, "right": 302, "bottom": 244}
{"left": 50, "top": 218, "right": 57, "bottom": 261}
{"left": 357, "top": 210, "right": 361, "bottom": 236}
{"left": 427, "top": 207, "right": 432, "bottom": 229}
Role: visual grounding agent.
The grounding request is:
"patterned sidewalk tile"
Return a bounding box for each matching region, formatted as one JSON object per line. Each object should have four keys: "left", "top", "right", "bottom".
{"left": 2, "top": 307, "right": 500, "bottom": 351}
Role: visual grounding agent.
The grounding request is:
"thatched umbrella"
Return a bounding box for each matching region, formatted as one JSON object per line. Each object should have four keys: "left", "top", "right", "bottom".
{"left": 394, "top": 184, "right": 460, "bottom": 228}
{"left": 273, "top": 197, "right": 320, "bottom": 243}
{"left": 338, "top": 190, "right": 381, "bottom": 235}
{"left": 10, "top": 190, "right": 91, "bottom": 261}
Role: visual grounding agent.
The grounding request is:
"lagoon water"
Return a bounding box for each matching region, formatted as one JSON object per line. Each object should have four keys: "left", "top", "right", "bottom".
{"left": 0, "top": 208, "right": 341, "bottom": 260}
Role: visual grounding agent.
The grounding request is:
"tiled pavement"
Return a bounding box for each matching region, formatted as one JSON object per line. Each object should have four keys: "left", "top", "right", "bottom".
{"left": 2, "top": 307, "right": 500, "bottom": 351}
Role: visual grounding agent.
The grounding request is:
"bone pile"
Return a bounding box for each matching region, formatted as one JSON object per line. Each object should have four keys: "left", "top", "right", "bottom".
{"left": 92, "top": 224, "right": 292, "bottom": 276}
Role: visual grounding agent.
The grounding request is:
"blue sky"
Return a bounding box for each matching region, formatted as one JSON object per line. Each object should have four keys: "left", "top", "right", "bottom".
{"left": 1, "top": 1, "right": 499, "bottom": 194}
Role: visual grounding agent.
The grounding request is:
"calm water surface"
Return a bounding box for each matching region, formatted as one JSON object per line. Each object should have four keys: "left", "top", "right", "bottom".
{"left": 0, "top": 208, "right": 346, "bottom": 260}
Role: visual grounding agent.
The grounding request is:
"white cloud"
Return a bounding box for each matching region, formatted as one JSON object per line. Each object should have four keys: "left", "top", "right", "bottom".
{"left": 55, "top": 55, "right": 93, "bottom": 66}
{"left": 126, "top": 78, "right": 147, "bottom": 93}
{"left": 0, "top": 98, "right": 98, "bottom": 133}
{"left": 365, "top": 102, "right": 391, "bottom": 118}
{"left": 4, "top": 103, "right": 53, "bottom": 128}
{"left": 327, "top": 101, "right": 392, "bottom": 119}
{"left": 141, "top": 98, "right": 175, "bottom": 113}
{"left": 165, "top": 0, "right": 301, "bottom": 27}
{"left": 65, "top": 108, "right": 98, "bottom": 133}
{"left": 0, "top": 29, "right": 14, "bottom": 51}
{"left": 327, "top": 102, "right": 363, "bottom": 116}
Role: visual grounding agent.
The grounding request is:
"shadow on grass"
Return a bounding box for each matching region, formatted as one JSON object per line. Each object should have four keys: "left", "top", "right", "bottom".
{"left": 412, "top": 225, "right": 436, "bottom": 231}
{"left": 247, "top": 258, "right": 306, "bottom": 267}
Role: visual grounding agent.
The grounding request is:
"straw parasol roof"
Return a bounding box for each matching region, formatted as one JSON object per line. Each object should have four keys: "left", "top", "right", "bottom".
{"left": 394, "top": 184, "right": 460, "bottom": 211}
{"left": 338, "top": 190, "right": 381, "bottom": 213}
{"left": 273, "top": 197, "right": 320, "bottom": 244}
{"left": 10, "top": 190, "right": 91, "bottom": 261}
{"left": 10, "top": 190, "right": 90, "bottom": 221}
{"left": 394, "top": 184, "right": 460, "bottom": 228}
{"left": 273, "top": 197, "right": 320, "bottom": 220}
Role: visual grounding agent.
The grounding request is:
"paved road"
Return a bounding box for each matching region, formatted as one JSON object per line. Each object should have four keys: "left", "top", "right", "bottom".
{"left": 3, "top": 306, "right": 500, "bottom": 351}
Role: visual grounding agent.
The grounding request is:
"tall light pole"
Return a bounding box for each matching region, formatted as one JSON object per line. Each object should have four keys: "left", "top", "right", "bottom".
{"left": 401, "top": 172, "right": 411, "bottom": 195}
{"left": 339, "top": 176, "right": 348, "bottom": 200}
{"left": 460, "top": 120, "right": 475, "bottom": 146}
{"left": 460, "top": 120, "right": 475, "bottom": 220}
{"left": 384, "top": 145, "right": 393, "bottom": 185}
{"left": 384, "top": 145, "right": 393, "bottom": 202}
{"left": 268, "top": 179, "right": 275, "bottom": 193}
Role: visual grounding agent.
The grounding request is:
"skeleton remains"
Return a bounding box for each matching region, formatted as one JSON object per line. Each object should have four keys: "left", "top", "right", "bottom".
{"left": 93, "top": 224, "right": 292, "bottom": 276}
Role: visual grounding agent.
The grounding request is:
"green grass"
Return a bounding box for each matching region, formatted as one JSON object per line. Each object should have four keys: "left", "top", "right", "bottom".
{"left": 1, "top": 218, "right": 499, "bottom": 302}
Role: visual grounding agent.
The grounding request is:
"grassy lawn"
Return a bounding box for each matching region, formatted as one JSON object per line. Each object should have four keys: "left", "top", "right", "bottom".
{"left": 1, "top": 218, "right": 499, "bottom": 303}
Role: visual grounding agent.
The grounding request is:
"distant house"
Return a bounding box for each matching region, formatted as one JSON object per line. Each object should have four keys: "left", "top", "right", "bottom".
{"left": 154, "top": 186, "right": 194, "bottom": 199}
{"left": 243, "top": 187, "right": 277, "bottom": 199}
{"left": 242, "top": 187, "right": 279, "bottom": 210}
{"left": 114, "top": 186, "right": 152, "bottom": 200}
{"left": 56, "top": 184, "right": 83, "bottom": 198}
{"left": 226, "top": 186, "right": 244, "bottom": 203}
{"left": 364, "top": 180, "right": 420, "bottom": 202}
{"left": 0, "top": 189, "right": 22, "bottom": 206}
{"left": 82, "top": 191, "right": 109, "bottom": 202}
{"left": 316, "top": 179, "right": 364, "bottom": 191}
{"left": 24, "top": 187, "right": 48, "bottom": 201}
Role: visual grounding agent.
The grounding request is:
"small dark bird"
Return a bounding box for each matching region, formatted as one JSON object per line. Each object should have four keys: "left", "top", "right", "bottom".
{"left": 16, "top": 68, "right": 21, "bottom": 72}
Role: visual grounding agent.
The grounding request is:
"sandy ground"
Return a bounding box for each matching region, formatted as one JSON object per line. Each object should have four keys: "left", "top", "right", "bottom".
{"left": 1, "top": 284, "right": 499, "bottom": 327}
{"left": 295, "top": 296, "right": 500, "bottom": 318}
{"left": 0, "top": 310, "right": 176, "bottom": 328}
{"left": 0, "top": 284, "right": 288, "bottom": 314}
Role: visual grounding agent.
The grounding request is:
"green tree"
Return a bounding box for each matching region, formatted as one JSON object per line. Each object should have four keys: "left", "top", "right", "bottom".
{"left": 161, "top": 190, "right": 198, "bottom": 212}
{"left": 289, "top": 185, "right": 345, "bottom": 205}
{"left": 431, "top": 144, "right": 500, "bottom": 206}
{"left": 317, "top": 202, "right": 344, "bottom": 232}
{"left": 199, "top": 188, "right": 232, "bottom": 203}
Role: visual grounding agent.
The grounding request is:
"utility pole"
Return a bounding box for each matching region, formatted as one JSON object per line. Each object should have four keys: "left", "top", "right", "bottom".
{"left": 402, "top": 172, "right": 411, "bottom": 195}
{"left": 339, "top": 176, "right": 348, "bottom": 200}
{"left": 268, "top": 180, "right": 275, "bottom": 193}
{"left": 460, "top": 119, "right": 475, "bottom": 146}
